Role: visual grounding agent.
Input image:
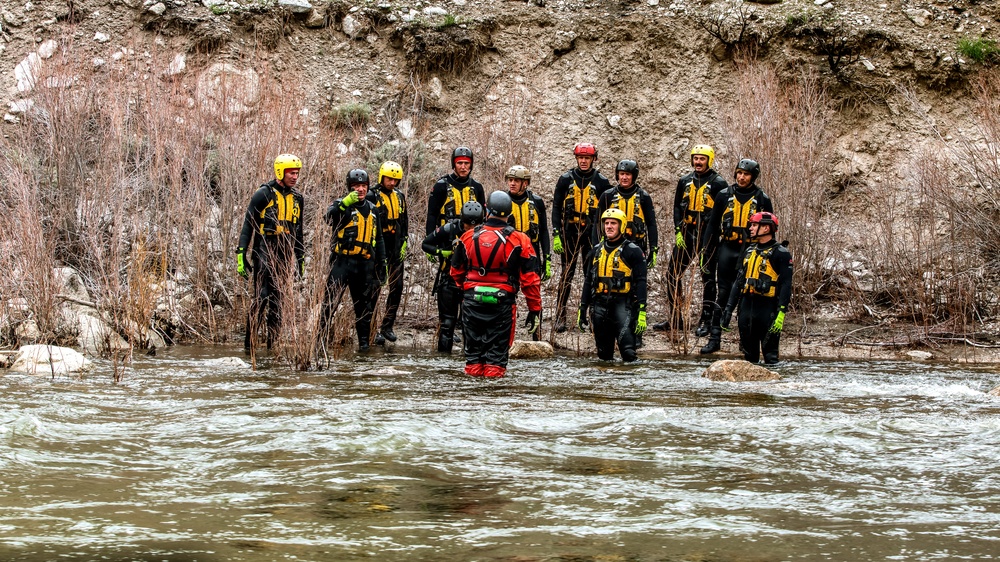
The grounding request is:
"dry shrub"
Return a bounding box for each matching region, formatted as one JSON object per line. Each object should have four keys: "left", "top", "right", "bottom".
{"left": 720, "top": 56, "right": 835, "bottom": 312}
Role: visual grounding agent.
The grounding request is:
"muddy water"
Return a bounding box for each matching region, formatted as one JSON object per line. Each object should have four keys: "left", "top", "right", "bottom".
{"left": 2, "top": 347, "right": 1000, "bottom": 561}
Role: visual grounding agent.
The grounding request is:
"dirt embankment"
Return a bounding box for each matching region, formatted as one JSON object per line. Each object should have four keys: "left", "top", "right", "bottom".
{"left": 3, "top": 0, "right": 999, "bottom": 362}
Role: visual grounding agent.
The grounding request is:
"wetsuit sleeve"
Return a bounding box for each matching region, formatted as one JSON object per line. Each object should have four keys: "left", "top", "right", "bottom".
{"left": 421, "top": 224, "right": 448, "bottom": 255}
{"left": 775, "top": 246, "right": 793, "bottom": 311}
{"left": 758, "top": 190, "right": 774, "bottom": 213}
{"left": 626, "top": 244, "right": 648, "bottom": 309}
{"left": 515, "top": 234, "right": 542, "bottom": 312}
{"left": 726, "top": 247, "right": 751, "bottom": 311}
{"left": 536, "top": 195, "right": 550, "bottom": 258}
{"left": 373, "top": 209, "right": 387, "bottom": 271}
{"left": 325, "top": 199, "right": 349, "bottom": 229}
{"left": 237, "top": 186, "right": 271, "bottom": 250}
{"left": 449, "top": 230, "right": 470, "bottom": 287}
{"left": 641, "top": 191, "right": 658, "bottom": 251}
{"left": 473, "top": 182, "right": 486, "bottom": 205}
{"left": 704, "top": 190, "right": 728, "bottom": 258}
{"left": 294, "top": 192, "right": 305, "bottom": 263}
{"left": 425, "top": 180, "right": 447, "bottom": 235}
{"left": 400, "top": 191, "right": 409, "bottom": 241}
{"left": 672, "top": 177, "right": 686, "bottom": 229}
{"left": 593, "top": 191, "right": 611, "bottom": 245}
{"left": 579, "top": 246, "right": 596, "bottom": 308}
{"left": 595, "top": 173, "right": 613, "bottom": 199}
{"left": 551, "top": 174, "right": 569, "bottom": 233}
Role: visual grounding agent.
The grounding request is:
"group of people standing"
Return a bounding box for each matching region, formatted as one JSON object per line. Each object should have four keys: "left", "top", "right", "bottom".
{"left": 236, "top": 142, "right": 793, "bottom": 375}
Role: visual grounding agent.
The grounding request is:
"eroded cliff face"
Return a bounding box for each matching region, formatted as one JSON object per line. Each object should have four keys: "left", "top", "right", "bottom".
{"left": 1, "top": 0, "right": 985, "bottom": 189}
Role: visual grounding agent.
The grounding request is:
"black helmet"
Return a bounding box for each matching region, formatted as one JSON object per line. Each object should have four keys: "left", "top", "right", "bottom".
{"left": 486, "top": 191, "right": 512, "bottom": 218}
{"left": 346, "top": 168, "right": 369, "bottom": 188}
{"left": 460, "top": 201, "right": 484, "bottom": 226}
{"left": 451, "top": 146, "right": 474, "bottom": 170}
{"left": 735, "top": 158, "right": 760, "bottom": 184}
{"left": 616, "top": 159, "right": 639, "bottom": 181}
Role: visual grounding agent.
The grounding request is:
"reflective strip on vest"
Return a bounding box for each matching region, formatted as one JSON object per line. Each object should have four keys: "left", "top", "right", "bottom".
{"left": 511, "top": 197, "right": 540, "bottom": 243}
{"left": 610, "top": 192, "right": 646, "bottom": 241}
{"left": 440, "top": 184, "right": 475, "bottom": 226}
{"left": 742, "top": 245, "right": 779, "bottom": 297}
{"left": 258, "top": 188, "right": 300, "bottom": 236}
{"left": 595, "top": 243, "right": 632, "bottom": 295}
{"left": 335, "top": 209, "right": 376, "bottom": 258}
{"left": 378, "top": 190, "right": 403, "bottom": 234}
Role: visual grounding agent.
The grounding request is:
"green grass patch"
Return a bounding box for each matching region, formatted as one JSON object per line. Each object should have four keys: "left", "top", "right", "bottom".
{"left": 328, "top": 102, "right": 372, "bottom": 129}
{"left": 958, "top": 37, "right": 1000, "bottom": 64}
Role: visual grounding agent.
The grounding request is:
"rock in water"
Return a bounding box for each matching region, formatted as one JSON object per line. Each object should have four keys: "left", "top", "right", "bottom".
{"left": 10, "top": 345, "right": 91, "bottom": 376}
{"left": 510, "top": 340, "right": 553, "bottom": 359}
{"left": 703, "top": 359, "right": 780, "bottom": 382}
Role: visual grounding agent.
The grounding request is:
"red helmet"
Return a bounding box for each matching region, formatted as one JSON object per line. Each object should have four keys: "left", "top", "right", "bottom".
{"left": 749, "top": 211, "right": 778, "bottom": 232}
{"left": 573, "top": 143, "right": 597, "bottom": 157}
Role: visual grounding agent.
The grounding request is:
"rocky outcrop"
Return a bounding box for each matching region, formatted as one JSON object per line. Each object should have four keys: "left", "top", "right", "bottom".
{"left": 510, "top": 340, "right": 554, "bottom": 359}
{"left": 703, "top": 359, "right": 781, "bottom": 382}
{"left": 9, "top": 344, "right": 91, "bottom": 376}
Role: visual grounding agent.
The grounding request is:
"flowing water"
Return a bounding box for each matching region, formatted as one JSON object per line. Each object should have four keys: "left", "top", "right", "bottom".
{"left": 3, "top": 346, "right": 1000, "bottom": 561}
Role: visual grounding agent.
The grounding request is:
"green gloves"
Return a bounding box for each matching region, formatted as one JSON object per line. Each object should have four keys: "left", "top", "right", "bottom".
{"left": 647, "top": 247, "right": 658, "bottom": 269}
{"left": 399, "top": 240, "right": 408, "bottom": 261}
{"left": 770, "top": 310, "right": 786, "bottom": 333}
{"left": 236, "top": 248, "right": 248, "bottom": 278}
{"left": 552, "top": 231, "right": 563, "bottom": 254}
{"left": 339, "top": 190, "right": 360, "bottom": 210}
{"left": 439, "top": 249, "right": 453, "bottom": 260}
{"left": 577, "top": 306, "right": 589, "bottom": 331}
{"left": 675, "top": 228, "right": 686, "bottom": 250}
{"left": 426, "top": 253, "right": 437, "bottom": 263}
{"left": 542, "top": 257, "right": 552, "bottom": 281}
{"left": 525, "top": 310, "right": 540, "bottom": 335}
{"left": 635, "top": 307, "right": 647, "bottom": 335}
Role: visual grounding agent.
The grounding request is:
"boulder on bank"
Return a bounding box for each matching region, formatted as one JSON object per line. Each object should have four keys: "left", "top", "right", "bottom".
{"left": 510, "top": 340, "right": 553, "bottom": 359}
{"left": 9, "top": 344, "right": 91, "bottom": 376}
{"left": 703, "top": 359, "right": 780, "bottom": 382}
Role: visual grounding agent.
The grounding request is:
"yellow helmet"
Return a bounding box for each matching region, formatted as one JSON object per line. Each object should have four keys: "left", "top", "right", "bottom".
{"left": 601, "top": 208, "right": 627, "bottom": 227}
{"left": 691, "top": 144, "right": 715, "bottom": 169}
{"left": 504, "top": 165, "right": 531, "bottom": 182}
{"left": 274, "top": 153, "right": 302, "bottom": 181}
{"left": 378, "top": 161, "right": 404, "bottom": 185}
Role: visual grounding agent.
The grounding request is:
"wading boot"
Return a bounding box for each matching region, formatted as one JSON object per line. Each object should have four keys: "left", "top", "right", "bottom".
{"left": 651, "top": 320, "right": 671, "bottom": 332}
{"left": 380, "top": 329, "right": 397, "bottom": 342}
{"left": 555, "top": 316, "right": 568, "bottom": 333}
{"left": 699, "top": 328, "right": 721, "bottom": 355}
{"left": 373, "top": 333, "right": 386, "bottom": 346}
{"left": 694, "top": 305, "right": 713, "bottom": 338}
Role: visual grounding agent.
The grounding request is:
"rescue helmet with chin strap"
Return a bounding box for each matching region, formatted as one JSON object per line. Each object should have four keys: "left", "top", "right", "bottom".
{"left": 378, "top": 161, "right": 404, "bottom": 185}
{"left": 748, "top": 211, "right": 778, "bottom": 237}
{"left": 451, "top": 146, "right": 474, "bottom": 170}
{"left": 486, "top": 191, "right": 512, "bottom": 218}
{"left": 691, "top": 144, "right": 715, "bottom": 169}
{"left": 346, "top": 168, "right": 369, "bottom": 188}
{"left": 615, "top": 159, "right": 639, "bottom": 181}
{"left": 460, "top": 201, "right": 485, "bottom": 226}
{"left": 601, "top": 208, "right": 628, "bottom": 229}
{"left": 274, "top": 153, "right": 302, "bottom": 181}
{"left": 735, "top": 158, "right": 761, "bottom": 184}
{"left": 504, "top": 165, "right": 531, "bottom": 182}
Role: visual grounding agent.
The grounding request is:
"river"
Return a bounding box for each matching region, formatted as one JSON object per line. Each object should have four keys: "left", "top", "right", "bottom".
{"left": 2, "top": 346, "right": 1000, "bottom": 561}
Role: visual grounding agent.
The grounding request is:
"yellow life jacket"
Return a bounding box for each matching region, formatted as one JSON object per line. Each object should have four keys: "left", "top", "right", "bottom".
{"left": 377, "top": 189, "right": 404, "bottom": 234}
{"left": 594, "top": 243, "right": 632, "bottom": 295}
{"left": 563, "top": 176, "right": 599, "bottom": 227}
{"left": 258, "top": 187, "right": 300, "bottom": 236}
{"left": 681, "top": 178, "right": 716, "bottom": 225}
{"left": 609, "top": 191, "right": 646, "bottom": 241}
{"left": 335, "top": 207, "right": 377, "bottom": 259}
{"left": 510, "top": 194, "right": 541, "bottom": 243}
{"left": 440, "top": 182, "right": 476, "bottom": 226}
{"left": 721, "top": 192, "right": 760, "bottom": 242}
{"left": 741, "top": 245, "right": 779, "bottom": 297}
